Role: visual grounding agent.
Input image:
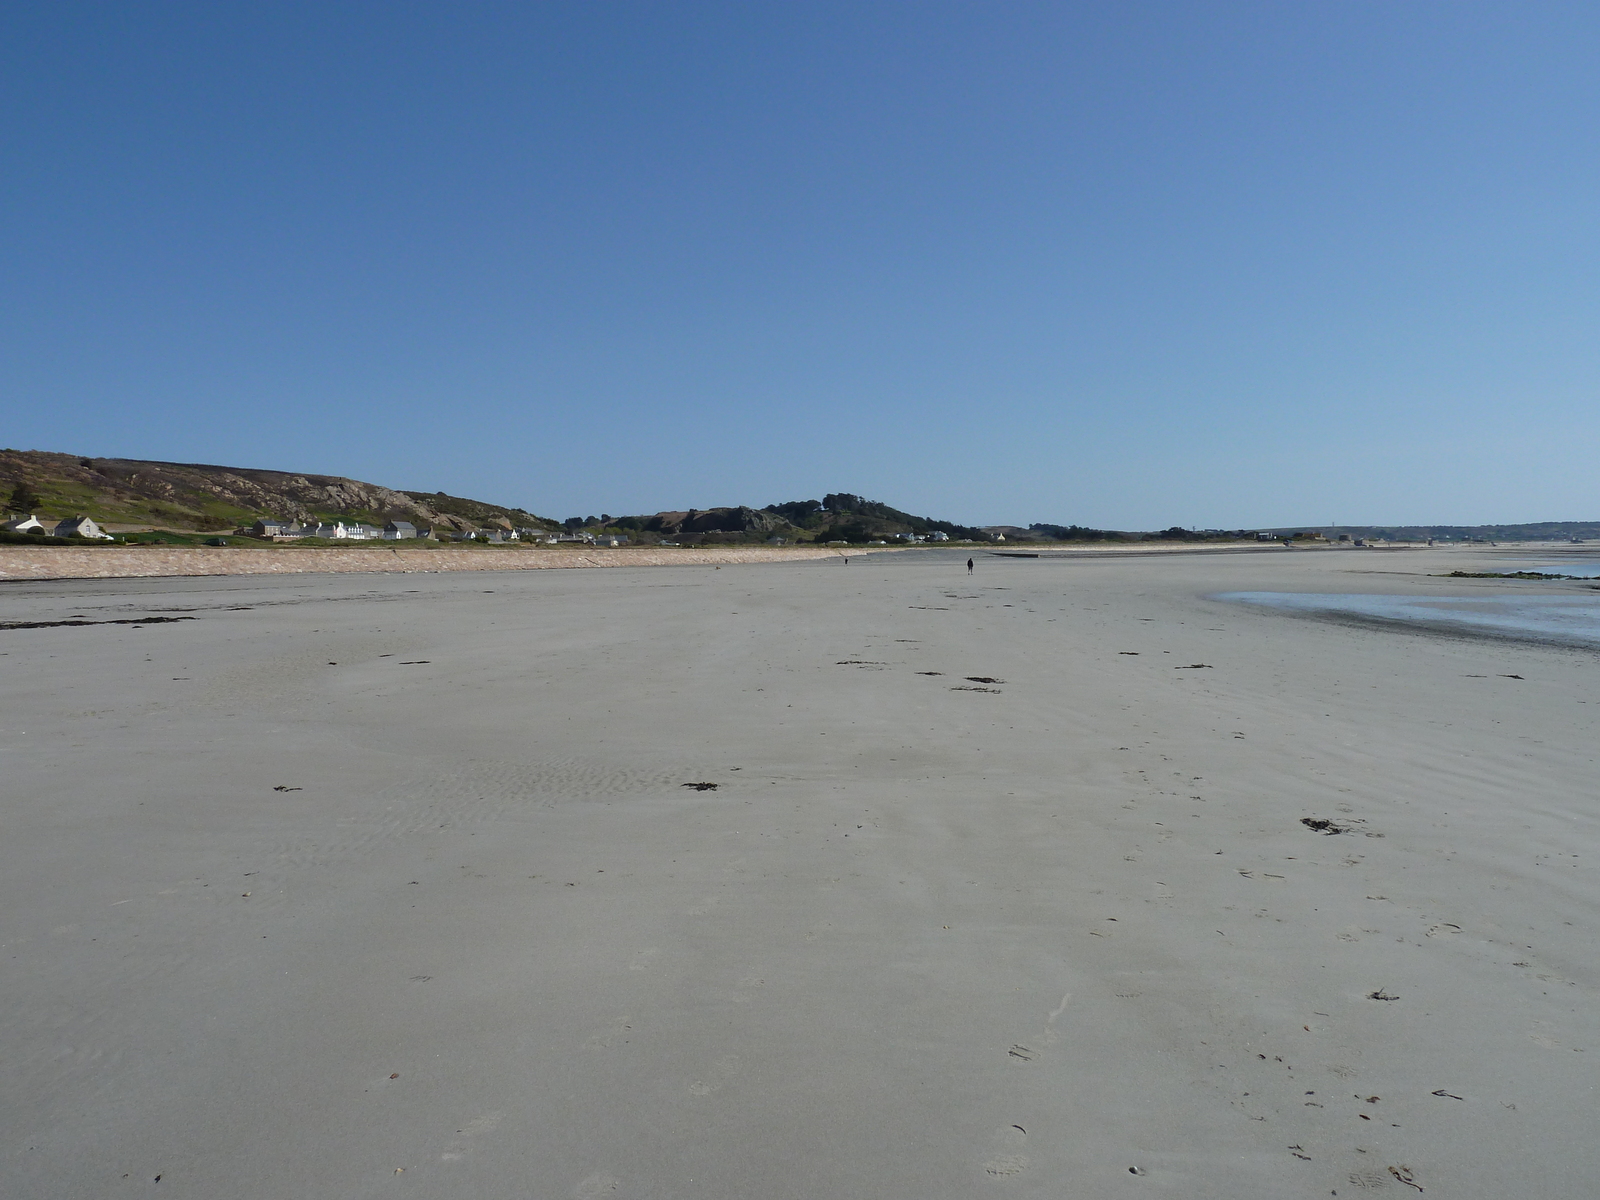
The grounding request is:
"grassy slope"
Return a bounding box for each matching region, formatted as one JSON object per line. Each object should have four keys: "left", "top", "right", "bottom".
{"left": 0, "top": 449, "right": 557, "bottom": 532}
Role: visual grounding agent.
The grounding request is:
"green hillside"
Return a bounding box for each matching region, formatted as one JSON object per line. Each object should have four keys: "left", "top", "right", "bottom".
{"left": 0, "top": 449, "right": 557, "bottom": 534}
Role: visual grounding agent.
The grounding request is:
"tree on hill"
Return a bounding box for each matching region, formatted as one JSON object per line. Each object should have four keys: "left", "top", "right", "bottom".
{"left": 6, "top": 481, "right": 41, "bottom": 514}
{"left": 1029, "top": 523, "right": 1121, "bottom": 541}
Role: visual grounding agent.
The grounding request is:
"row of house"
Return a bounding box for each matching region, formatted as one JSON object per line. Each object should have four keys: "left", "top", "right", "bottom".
{"left": 2, "top": 514, "right": 112, "bottom": 539}
{"left": 249, "top": 518, "right": 420, "bottom": 540}
{"left": 249, "top": 518, "right": 624, "bottom": 545}
{"left": 452, "top": 529, "right": 628, "bottom": 545}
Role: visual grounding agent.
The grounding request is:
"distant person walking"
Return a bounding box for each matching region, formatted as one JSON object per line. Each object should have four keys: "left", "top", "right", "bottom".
{"left": 967, "top": 557, "right": 974, "bottom": 574}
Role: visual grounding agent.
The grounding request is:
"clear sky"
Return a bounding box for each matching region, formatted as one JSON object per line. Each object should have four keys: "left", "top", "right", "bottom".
{"left": 3, "top": 2, "right": 1596, "bottom": 529}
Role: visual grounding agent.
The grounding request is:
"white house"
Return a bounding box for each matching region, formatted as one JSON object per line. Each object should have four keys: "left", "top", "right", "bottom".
{"left": 3, "top": 514, "right": 44, "bottom": 533}
{"left": 54, "top": 516, "right": 111, "bottom": 539}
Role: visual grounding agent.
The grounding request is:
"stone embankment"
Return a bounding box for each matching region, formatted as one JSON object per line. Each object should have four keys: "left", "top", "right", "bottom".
{"left": 0, "top": 544, "right": 868, "bottom": 581}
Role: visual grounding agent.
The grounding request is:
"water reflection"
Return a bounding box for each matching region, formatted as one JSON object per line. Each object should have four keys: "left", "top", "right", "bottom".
{"left": 1219, "top": 591, "right": 1600, "bottom": 648}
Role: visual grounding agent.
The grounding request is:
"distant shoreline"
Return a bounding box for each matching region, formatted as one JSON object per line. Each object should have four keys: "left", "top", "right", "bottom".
{"left": 6, "top": 537, "right": 1581, "bottom": 583}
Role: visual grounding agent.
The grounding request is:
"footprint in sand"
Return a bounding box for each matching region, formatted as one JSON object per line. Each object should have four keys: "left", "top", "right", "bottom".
{"left": 689, "top": 1054, "right": 741, "bottom": 1095}
{"left": 573, "top": 1172, "right": 620, "bottom": 1196}
{"left": 983, "top": 1126, "right": 1030, "bottom": 1178}
{"left": 584, "top": 1015, "right": 633, "bottom": 1050}
{"left": 983, "top": 1155, "right": 1029, "bottom": 1178}
{"left": 440, "top": 1110, "right": 502, "bottom": 1161}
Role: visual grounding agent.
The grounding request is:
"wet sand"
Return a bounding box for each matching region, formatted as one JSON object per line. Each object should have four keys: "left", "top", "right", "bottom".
{"left": 3, "top": 548, "right": 1596, "bottom": 1198}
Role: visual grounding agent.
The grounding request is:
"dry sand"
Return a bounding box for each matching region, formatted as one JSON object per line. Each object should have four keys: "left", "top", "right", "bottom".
{"left": 3, "top": 546, "right": 1596, "bottom": 1198}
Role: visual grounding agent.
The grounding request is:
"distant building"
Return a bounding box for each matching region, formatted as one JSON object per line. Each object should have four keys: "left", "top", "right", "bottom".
{"left": 926, "top": 531, "right": 950, "bottom": 541}
{"left": 54, "top": 516, "right": 111, "bottom": 539}
{"left": 383, "top": 520, "right": 417, "bottom": 540}
{"left": 3, "top": 514, "right": 44, "bottom": 533}
{"left": 251, "top": 518, "right": 288, "bottom": 538}
{"left": 595, "top": 534, "right": 629, "bottom": 547}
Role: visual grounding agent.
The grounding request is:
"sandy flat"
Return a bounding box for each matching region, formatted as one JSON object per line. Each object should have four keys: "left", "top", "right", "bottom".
{"left": 2, "top": 547, "right": 1596, "bottom": 1198}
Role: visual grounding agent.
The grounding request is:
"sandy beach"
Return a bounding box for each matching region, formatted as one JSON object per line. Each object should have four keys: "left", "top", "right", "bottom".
{"left": 3, "top": 546, "right": 1596, "bottom": 1198}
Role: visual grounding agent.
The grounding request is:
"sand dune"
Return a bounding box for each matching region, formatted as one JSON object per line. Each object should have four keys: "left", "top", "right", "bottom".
{"left": 2, "top": 547, "right": 1595, "bottom": 1197}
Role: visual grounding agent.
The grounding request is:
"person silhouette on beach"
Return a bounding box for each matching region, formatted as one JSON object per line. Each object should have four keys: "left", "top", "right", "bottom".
{"left": 966, "top": 557, "right": 974, "bottom": 574}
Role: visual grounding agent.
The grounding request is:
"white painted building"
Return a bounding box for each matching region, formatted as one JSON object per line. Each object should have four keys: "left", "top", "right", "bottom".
{"left": 54, "top": 516, "right": 111, "bottom": 539}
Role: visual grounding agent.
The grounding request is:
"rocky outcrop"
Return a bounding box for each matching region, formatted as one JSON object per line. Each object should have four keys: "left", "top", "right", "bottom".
{"left": 647, "top": 507, "right": 794, "bottom": 536}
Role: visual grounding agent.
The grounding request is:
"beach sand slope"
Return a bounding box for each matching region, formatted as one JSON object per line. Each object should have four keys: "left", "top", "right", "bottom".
{"left": 2, "top": 549, "right": 1595, "bottom": 1198}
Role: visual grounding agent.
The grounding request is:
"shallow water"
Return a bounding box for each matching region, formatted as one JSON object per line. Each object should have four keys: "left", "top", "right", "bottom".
{"left": 1219, "top": 591, "right": 1600, "bottom": 648}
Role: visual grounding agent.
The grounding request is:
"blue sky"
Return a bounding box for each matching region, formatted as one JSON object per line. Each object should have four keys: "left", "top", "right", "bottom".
{"left": 3, "top": 2, "right": 1596, "bottom": 528}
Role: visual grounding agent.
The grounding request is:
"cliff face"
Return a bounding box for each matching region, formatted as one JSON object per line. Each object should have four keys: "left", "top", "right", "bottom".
{"left": 0, "top": 449, "right": 554, "bottom": 532}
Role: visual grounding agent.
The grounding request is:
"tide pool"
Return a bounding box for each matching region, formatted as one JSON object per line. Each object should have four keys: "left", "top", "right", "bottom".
{"left": 1219, "top": 591, "right": 1600, "bottom": 648}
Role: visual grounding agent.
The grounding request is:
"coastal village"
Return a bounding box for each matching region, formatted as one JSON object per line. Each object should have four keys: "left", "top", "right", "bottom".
{"left": 242, "top": 517, "right": 606, "bottom": 544}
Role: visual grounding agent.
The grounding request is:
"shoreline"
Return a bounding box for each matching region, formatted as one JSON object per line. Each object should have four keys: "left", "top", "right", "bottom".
{"left": 0, "top": 538, "right": 1475, "bottom": 582}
